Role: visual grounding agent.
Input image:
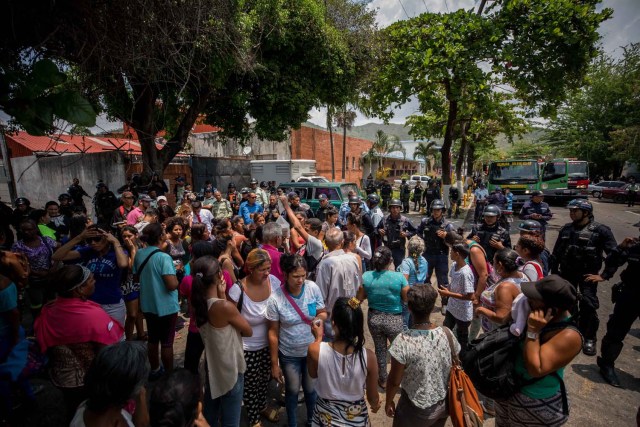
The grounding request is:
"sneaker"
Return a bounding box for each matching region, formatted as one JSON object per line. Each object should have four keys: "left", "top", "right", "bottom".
{"left": 148, "top": 366, "right": 165, "bottom": 382}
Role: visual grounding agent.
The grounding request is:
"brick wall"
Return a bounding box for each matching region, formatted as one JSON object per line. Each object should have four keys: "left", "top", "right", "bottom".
{"left": 290, "top": 127, "right": 372, "bottom": 184}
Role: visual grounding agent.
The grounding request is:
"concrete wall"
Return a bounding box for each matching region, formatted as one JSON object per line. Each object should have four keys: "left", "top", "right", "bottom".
{"left": 190, "top": 157, "right": 251, "bottom": 192}
{"left": 187, "top": 132, "right": 289, "bottom": 160}
{"left": 11, "top": 151, "right": 127, "bottom": 211}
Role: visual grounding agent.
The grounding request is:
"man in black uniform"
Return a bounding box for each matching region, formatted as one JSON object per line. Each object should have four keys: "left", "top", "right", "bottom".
{"left": 0, "top": 197, "right": 15, "bottom": 248}
{"left": 67, "top": 177, "right": 91, "bottom": 209}
{"left": 366, "top": 178, "right": 377, "bottom": 196}
{"left": 94, "top": 182, "right": 119, "bottom": 229}
{"left": 519, "top": 190, "right": 553, "bottom": 238}
{"left": 58, "top": 193, "right": 74, "bottom": 218}
{"left": 376, "top": 199, "right": 416, "bottom": 268}
{"left": 380, "top": 181, "right": 393, "bottom": 211}
{"left": 550, "top": 199, "right": 617, "bottom": 355}
{"left": 467, "top": 204, "right": 511, "bottom": 263}
{"left": 314, "top": 194, "right": 331, "bottom": 222}
{"left": 423, "top": 181, "right": 440, "bottom": 216}
{"left": 399, "top": 179, "right": 411, "bottom": 214}
{"left": 584, "top": 221, "right": 640, "bottom": 386}
{"left": 448, "top": 185, "right": 460, "bottom": 218}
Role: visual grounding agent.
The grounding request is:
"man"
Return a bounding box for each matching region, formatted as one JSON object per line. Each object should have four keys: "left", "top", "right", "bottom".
{"left": 473, "top": 182, "right": 489, "bottom": 223}
{"left": 281, "top": 195, "right": 325, "bottom": 277}
{"left": 173, "top": 176, "right": 186, "bottom": 203}
{"left": 11, "top": 197, "right": 33, "bottom": 232}
{"left": 94, "top": 182, "right": 119, "bottom": 229}
{"left": 156, "top": 196, "right": 168, "bottom": 208}
{"left": 202, "top": 188, "right": 216, "bottom": 211}
{"left": 147, "top": 189, "right": 158, "bottom": 208}
{"left": 58, "top": 193, "right": 74, "bottom": 217}
{"left": 448, "top": 185, "right": 461, "bottom": 218}
{"left": 287, "top": 192, "right": 314, "bottom": 219}
{"left": 467, "top": 204, "right": 511, "bottom": 263}
{"left": 67, "top": 177, "right": 90, "bottom": 208}
{"left": 226, "top": 182, "right": 240, "bottom": 214}
{"left": 342, "top": 196, "right": 364, "bottom": 228}
{"left": 363, "top": 193, "right": 384, "bottom": 249}
{"left": 112, "top": 191, "right": 135, "bottom": 230}
{"left": 487, "top": 185, "right": 506, "bottom": 210}
{"left": 626, "top": 177, "right": 639, "bottom": 207}
{"left": 126, "top": 195, "right": 152, "bottom": 226}
{"left": 191, "top": 200, "right": 214, "bottom": 232}
{"left": 514, "top": 219, "right": 551, "bottom": 275}
{"left": 380, "top": 180, "right": 393, "bottom": 210}
{"left": 376, "top": 198, "right": 416, "bottom": 268}
{"left": 399, "top": 178, "right": 411, "bottom": 214}
{"left": 0, "top": 198, "right": 15, "bottom": 248}
{"left": 117, "top": 175, "right": 139, "bottom": 199}
{"left": 417, "top": 199, "right": 455, "bottom": 311}
{"left": 238, "top": 188, "right": 250, "bottom": 211}
{"left": 422, "top": 181, "right": 440, "bottom": 215}
{"left": 338, "top": 191, "right": 367, "bottom": 226}
{"left": 45, "top": 201, "right": 69, "bottom": 241}
{"left": 264, "top": 194, "right": 281, "bottom": 223}
{"left": 315, "top": 227, "right": 361, "bottom": 339}
{"left": 239, "top": 191, "right": 264, "bottom": 225}
{"left": 249, "top": 178, "right": 269, "bottom": 207}
{"left": 519, "top": 190, "right": 553, "bottom": 237}
{"left": 550, "top": 199, "right": 617, "bottom": 355}
{"left": 366, "top": 177, "right": 377, "bottom": 196}
{"left": 134, "top": 207, "right": 158, "bottom": 233}
{"left": 262, "top": 222, "right": 284, "bottom": 282}
{"left": 210, "top": 190, "right": 233, "bottom": 220}
{"left": 412, "top": 183, "right": 423, "bottom": 212}
{"left": 314, "top": 194, "right": 331, "bottom": 222}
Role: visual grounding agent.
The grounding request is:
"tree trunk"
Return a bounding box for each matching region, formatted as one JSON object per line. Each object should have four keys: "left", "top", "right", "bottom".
{"left": 466, "top": 140, "right": 476, "bottom": 177}
{"left": 441, "top": 80, "right": 458, "bottom": 186}
{"left": 455, "top": 122, "right": 470, "bottom": 183}
{"left": 341, "top": 108, "right": 347, "bottom": 181}
{"left": 327, "top": 107, "right": 335, "bottom": 181}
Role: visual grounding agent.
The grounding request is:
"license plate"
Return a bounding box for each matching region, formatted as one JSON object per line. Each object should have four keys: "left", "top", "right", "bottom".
{"left": 563, "top": 190, "right": 571, "bottom": 194}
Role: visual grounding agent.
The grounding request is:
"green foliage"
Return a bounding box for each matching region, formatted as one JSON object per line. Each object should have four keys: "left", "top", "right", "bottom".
{"left": 372, "top": 130, "right": 404, "bottom": 168}
{"left": 413, "top": 141, "right": 439, "bottom": 173}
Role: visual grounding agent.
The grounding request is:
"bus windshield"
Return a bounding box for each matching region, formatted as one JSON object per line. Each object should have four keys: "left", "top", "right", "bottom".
{"left": 568, "top": 162, "right": 589, "bottom": 179}
{"left": 489, "top": 161, "right": 538, "bottom": 183}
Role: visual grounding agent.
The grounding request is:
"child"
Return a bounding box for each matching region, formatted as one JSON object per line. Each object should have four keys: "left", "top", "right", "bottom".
{"left": 437, "top": 243, "right": 475, "bottom": 350}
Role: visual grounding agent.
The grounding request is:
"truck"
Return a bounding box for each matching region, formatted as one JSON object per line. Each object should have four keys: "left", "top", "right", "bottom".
{"left": 249, "top": 159, "right": 317, "bottom": 184}
{"left": 487, "top": 159, "right": 541, "bottom": 209}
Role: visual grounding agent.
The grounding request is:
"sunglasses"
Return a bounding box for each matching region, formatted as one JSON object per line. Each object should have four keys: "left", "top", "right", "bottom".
{"left": 87, "top": 236, "right": 105, "bottom": 243}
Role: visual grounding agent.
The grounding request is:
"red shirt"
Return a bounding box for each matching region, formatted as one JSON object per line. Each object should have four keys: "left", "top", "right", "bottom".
{"left": 262, "top": 244, "right": 284, "bottom": 283}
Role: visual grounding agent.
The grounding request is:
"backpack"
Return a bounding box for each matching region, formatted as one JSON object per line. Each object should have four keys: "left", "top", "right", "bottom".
{"left": 522, "top": 261, "right": 544, "bottom": 281}
{"left": 296, "top": 244, "right": 324, "bottom": 280}
{"left": 461, "top": 321, "right": 580, "bottom": 414}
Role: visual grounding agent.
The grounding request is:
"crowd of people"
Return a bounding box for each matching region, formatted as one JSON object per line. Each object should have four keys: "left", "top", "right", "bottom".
{"left": 0, "top": 173, "right": 638, "bottom": 427}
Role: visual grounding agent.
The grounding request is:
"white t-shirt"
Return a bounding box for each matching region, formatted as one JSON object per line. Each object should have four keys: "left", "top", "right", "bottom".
{"left": 228, "top": 275, "right": 281, "bottom": 351}
{"left": 70, "top": 401, "right": 134, "bottom": 427}
{"left": 447, "top": 262, "right": 475, "bottom": 322}
{"left": 306, "top": 235, "right": 325, "bottom": 261}
{"left": 521, "top": 261, "right": 544, "bottom": 281}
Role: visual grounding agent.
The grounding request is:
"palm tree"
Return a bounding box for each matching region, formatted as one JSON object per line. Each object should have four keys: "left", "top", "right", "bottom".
{"left": 372, "top": 130, "right": 404, "bottom": 171}
{"left": 362, "top": 147, "right": 378, "bottom": 175}
{"left": 413, "top": 141, "right": 439, "bottom": 173}
{"left": 334, "top": 107, "right": 357, "bottom": 180}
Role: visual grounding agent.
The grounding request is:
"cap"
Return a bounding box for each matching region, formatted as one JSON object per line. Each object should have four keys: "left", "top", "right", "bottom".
{"left": 140, "top": 195, "right": 153, "bottom": 202}
{"left": 175, "top": 176, "right": 185, "bottom": 182}
{"left": 530, "top": 190, "right": 544, "bottom": 197}
{"left": 318, "top": 194, "right": 328, "bottom": 201}
{"left": 228, "top": 182, "right": 236, "bottom": 188}
{"left": 15, "top": 197, "right": 30, "bottom": 206}
{"left": 58, "top": 193, "right": 72, "bottom": 201}
{"left": 204, "top": 187, "right": 213, "bottom": 193}
{"left": 157, "top": 196, "right": 168, "bottom": 202}
{"left": 96, "top": 182, "right": 107, "bottom": 189}
{"left": 521, "top": 275, "right": 577, "bottom": 310}
{"left": 260, "top": 181, "right": 268, "bottom": 188}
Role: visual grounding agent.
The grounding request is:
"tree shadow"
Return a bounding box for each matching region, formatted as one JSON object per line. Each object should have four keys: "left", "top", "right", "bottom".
{"left": 571, "top": 363, "right": 640, "bottom": 393}
{"left": 628, "top": 328, "right": 640, "bottom": 339}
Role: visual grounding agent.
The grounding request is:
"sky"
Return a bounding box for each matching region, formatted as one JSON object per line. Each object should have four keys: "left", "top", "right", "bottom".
{"left": 306, "top": 0, "right": 640, "bottom": 128}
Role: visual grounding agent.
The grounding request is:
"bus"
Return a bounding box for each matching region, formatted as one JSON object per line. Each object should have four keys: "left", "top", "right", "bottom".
{"left": 540, "top": 159, "right": 589, "bottom": 203}
{"left": 487, "top": 159, "right": 541, "bottom": 209}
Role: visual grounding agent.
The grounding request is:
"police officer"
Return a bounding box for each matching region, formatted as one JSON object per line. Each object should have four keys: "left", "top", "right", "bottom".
{"left": 417, "top": 199, "right": 455, "bottom": 311}
{"left": 94, "top": 183, "right": 119, "bottom": 229}
{"left": 11, "top": 197, "right": 33, "bottom": 231}
{"left": 550, "top": 199, "right": 617, "bottom": 355}
{"left": 380, "top": 180, "right": 393, "bottom": 211}
{"left": 314, "top": 194, "right": 331, "bottom": 222}
{"left": 58, "top": 193, "right": 74, "bottom": 218}
{"left": 376, "top": 199, "right": 416, "bottom": 268}
{"left": 363, "top": 193, "right": 384, "bottom": 250}
{"left": 448, "top": 185, "right": 460, "bottom": 218}
{"left": 519, "top": 190, "right": 553, "bottom": 237}
{"left": 226, "top": 182, "right": 240, "bottom": 214}
{"left": 584, "top": 221, "right": 640, "bottom": 386}
{"left": 400, "top": 179, "right": 411, "bottom": 213}
{"left": 250, "top": 178, "right": 269, "bottom": 207}
{"left": 517, "top": 219, "right": 551, "bottom": 275}
{"left": 67, "top": 177, "right": 90, "bottom": 208}
{"left": 366, "top": 178, "right": 377, "bottom": 196}
{"left": 467, "top": 204, "right": 511, "bottom": 263}
{"left": 423, "top": 181, "right": 440, "bottom": 216}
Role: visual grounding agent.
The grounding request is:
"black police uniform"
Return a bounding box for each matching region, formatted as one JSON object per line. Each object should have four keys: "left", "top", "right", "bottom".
{"left": 423, "top": 186, "right": 441, "bottom": 215}
{"left": 95, "top": 190, "right": 119, "bottom": 229}
{"left": 519, "top": 200, "right": 553, "bottom": 235}
{"left": 0, "top": 201, "right": 14, "bottom": 248}
{"left": 380, "top": 182, "right": 392, "bottom": 210}
{"left": 315, "top": 205, "right": 330, "bottom": 223}
{"left": 467, "top": 222, "right": 511, "bottom": 264}
{"left": 376, "top": 214, "right": 416, "bottom": 268}
{"left": 448, "top": 187, "right": 460, "bottom": 218}
{"left": 597, "top": 238, "right": 640, "bottom": 375}
{"left": 400, "top": 183, "right": 411, "bottom": 213}
{"left": 68, "top": 183, "right": 90, "bottom": 207}
{"left": 417, "top": 216, "right": 455, "bottom": 285}
{"left": 551, "top": 219, "right": 617, "bottom": 344}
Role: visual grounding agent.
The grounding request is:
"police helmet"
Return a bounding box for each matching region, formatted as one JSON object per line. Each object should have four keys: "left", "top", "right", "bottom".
{"left": 58, "top": 193, "right": 72, "bottom": 201}
{"left": 530, "top": 190, "right": 544, "bottom": 197}
{"left": 518, "top": 220, "right": 542, "bottom": 233}
{"left": 389, "top": 199, "right": 402, "bottom": 207}
{"left": 241, "top": 187, "right": 250, "bottom": 194}
{"left": 367, "top": 193, "right": 380, "bottom": 205}
{"left": 96, "top": 182, "right": 107, "bottom": 189}
{"left": 260, "top": 181, "right": 268, "bottom": 188}
{"left": 430, "top": 199, "right": 445, "bottom": 210}
{"left": 348, "top": 196, "right": 360, "bottom": 204}
{"left": 15, "top": 197, "right": 30, "bottom": 206}
{"left": 228, "top": 182, "right": 236, "bottom": 189}
{"left": 250, "top": 178, "right": 258, "bottom": 185}
{"left": 483, "top": 204, "right": 501, "bottom": 217}
{"left": 567, "top": 199, "right": 592, "bottom": 212}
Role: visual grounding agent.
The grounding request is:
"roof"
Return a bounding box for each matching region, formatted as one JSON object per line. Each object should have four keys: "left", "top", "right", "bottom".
{"left": 5, "top": 131, "right": 180, "bottom": 157}
{"left": 191, "top": 124, "right": 221, "bottom": 134}
{"left": 361, "top": 150, "right": 425, "bottom": 163}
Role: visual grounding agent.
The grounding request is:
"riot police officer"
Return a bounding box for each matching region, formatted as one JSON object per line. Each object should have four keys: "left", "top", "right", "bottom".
{"left": 550, "top": 199, "right": 617, "bottom": 355}
{"left": 376, "top": 199, "right": 416, "bottom": 268}
{"left": 448, "top": 185, "right": 460, "bottom": 218}
{"left": 584, "top": 221, "right": 640, "bottom": 386}
{"left": 417, "top": 199, "right": 455, "bottom": 310}
{"left": 380, "top": 181, "right": 393, "bottom": 211}
{"left": 467, "top": 204, "right": 511, "bottom": 263}
{"left": 400, "top": 179, "right": 411, "bottom": 213}
{"left": 519, "top": 190, "right": 553, "bottom": 237}
{"left": 423, "top": 181, "right": 440, "bottom": 216}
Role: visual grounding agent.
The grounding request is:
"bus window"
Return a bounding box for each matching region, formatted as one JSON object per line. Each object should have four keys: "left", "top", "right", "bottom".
{"left": 568, "top": 162, "right": 589, "bottom": 179}
{"left": 542, "top": 162, "right": 567, "bottom": 181}
{"left": 488, "top": 161, "right": 538, "bottom": 183}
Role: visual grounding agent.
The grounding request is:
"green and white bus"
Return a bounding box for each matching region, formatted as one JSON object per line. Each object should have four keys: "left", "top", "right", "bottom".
{"left": 487, "top": 159, "right": 541, "bottom": 209}
{"left": 540, "top": 159, "right": 590, "bottom": 203}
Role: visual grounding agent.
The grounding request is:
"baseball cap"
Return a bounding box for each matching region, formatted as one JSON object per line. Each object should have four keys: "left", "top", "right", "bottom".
{"left": 157, "top": 196, "right": 167, "bottom": 202}
{"left": 521, "top": 275, "right": 577, "bottom": 310}
{"left": 140, "top": 195, "right": 153, "bottom": 202}
{"left": 318, "top": 194, "right": 328, "bottom": 201}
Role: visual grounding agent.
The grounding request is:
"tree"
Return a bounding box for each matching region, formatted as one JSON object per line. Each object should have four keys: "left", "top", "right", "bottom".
{"left": 413, "top": 141, "right": 439, "bottom": 173}
{"left": 363, "top": 1, "right": 611, "bottom": 186}
{"left": 334, "top": 108, "right": 357, "bottom": 180}
{"left": 1, "top": 0, "right": 375, "bottom": 181}
{"left": 326, "top": 106, "right": 337, "bottom": 181}
{"left": 362, "top": 147, "right": 378, "bottom": 176}
{"left": 372, "top": 130, "right": 404, "bottom": 170}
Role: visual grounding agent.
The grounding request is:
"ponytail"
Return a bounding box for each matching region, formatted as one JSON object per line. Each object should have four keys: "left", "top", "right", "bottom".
{"left": 190, "top": 256, "right": 221, "bottom": 328}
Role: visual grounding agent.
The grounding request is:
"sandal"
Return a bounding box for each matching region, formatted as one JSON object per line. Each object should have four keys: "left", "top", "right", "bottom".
{"left": 261, "top": 406, "right": 280, "bottom": 423}
{"left": 378, "top": 380, "right": 387, "bottom": 391}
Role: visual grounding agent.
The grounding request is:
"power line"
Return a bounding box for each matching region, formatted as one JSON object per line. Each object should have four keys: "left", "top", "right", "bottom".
{"left": 398, "top": 0, "right": 410, "bottom": 19}
{"left": 444, "top": 0, "right": 450, "bottom": 12}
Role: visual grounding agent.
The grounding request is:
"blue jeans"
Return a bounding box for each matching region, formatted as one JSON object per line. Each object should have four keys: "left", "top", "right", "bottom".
{"left": 401, "top": 302, "right": 413, "bottom": 330}
{"left": 203, "top": 373, "right": 244, "bottom": 427}
{"left": 279, "top": 352, "right": 317, "bottom": 427}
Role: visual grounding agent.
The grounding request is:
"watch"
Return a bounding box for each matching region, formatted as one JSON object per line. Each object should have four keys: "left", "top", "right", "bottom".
{"left": 526, "top": 331, "right": 539, "bottom": 340}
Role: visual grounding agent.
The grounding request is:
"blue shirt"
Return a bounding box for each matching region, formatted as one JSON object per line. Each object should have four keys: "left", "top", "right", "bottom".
{"left": 338, "top": 202, "right": 370, "bottom": 227}
{"left": 398, "top": 256, "right": 428, "bottom": 285}
{"left": 362, "top": 270, "right": 408, "bottom": 314}
{"left": 474, "top": 188, "right": 489, "bottom": 201}
{"left": 77, "top": 246, "right": 124, "bottom": 305}
{"left": 239, "top": 202, "right": 264, "bottom": 224}
{"left": 134, "top": 246, "right": 178, "bottom": 316}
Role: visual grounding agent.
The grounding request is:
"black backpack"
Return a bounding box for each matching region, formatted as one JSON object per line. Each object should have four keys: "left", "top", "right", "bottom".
{"left": 461, "top": 321, "right": 580, "bottom": 414}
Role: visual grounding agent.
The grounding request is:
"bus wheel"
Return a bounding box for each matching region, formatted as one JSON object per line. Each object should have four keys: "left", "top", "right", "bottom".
{"left": 592, "top": 191, "right": 601, "bottom": 199}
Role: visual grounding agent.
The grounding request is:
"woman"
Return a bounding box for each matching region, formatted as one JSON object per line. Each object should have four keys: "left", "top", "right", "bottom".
{"left": 149, "top": 173, "right": 169, "bottom": 196}
{"left": 231, "top": 215, "right": 249, "bottom": 251}
{"left": 70, "top": 342, "right": 149, "bottom": 427}
{"left": 30, "top": 209, "right": 57, "bottom": 240}
{"left": 308, "top": 297, "right": 380, "bottom": 427}
{"left": 34, "top": 265, "right": 124, "bottom": 420}
{"left": 228, "top": 249, "right": 281, "bottom": 427}
{"left": 476, "top": 248, "right": 525, "bottom": 333}
{"left": 397, "top": 236, "right": 428, "bottom": 329}
{"left": 150, "top": 369, "right": 209, "bottom": 427}
{"left": 319, "top": 208, "right": 339, "bottom": 242}
{"left": 134, "top": 223, "right": 179, "bottom": 380}
{"left": 68, "top": 213, "right": 92, "bottom": 241}
{"left": 52, "top": 225, "right": 129, "bottom": 329}
{"left": 346, "top": 213, "right": 372, "bottom": 269}
{"left": 120, "top": 226, "right": 146, "bottom": 341}
{"left": 386, "top": 285, "right": 460, "bottom": 426}
{"left": 176, "top": 200, "right": 193, "bottom": 230}
{"left": 495, "top": 275, "right": 582, "bottom": 426}
{"left": 191, "top": 256, "right": 252, "bottom": 427}
{"left": 266, "top": 254, "right": 327, "bottom": 427}
{"left": 343, "top": 232, "right": 362, "bottom": 272}
{"left": 157, "top": 204, "right": 176, "bottom": 225}
{"left": 165, "top": 217, "right": 189, "bottom": 283}
{"left": 12, "top": 219, "right": 59, "bottom": 317}
{"left": 356, "top": 246, "right": 409, "bottom": 389}
{"left": 214, "top": 234, "right": 242, "bottom": 283}
{"left": 515, "top": 234, "right": 546, "bottom": 281}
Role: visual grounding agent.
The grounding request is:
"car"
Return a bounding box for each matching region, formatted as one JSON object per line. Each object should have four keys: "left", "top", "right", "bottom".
{"left": 588, "top": 180, "right": 626, "bottom": 199}
{"left": 601, "top": 184, "right": 640, "bottom": 203}
{"left": 393, "top": 175, "right": 430, "bottom": 189}
{"left": 295, "top": 176, "right": 329, "bottom": 183}
{"left": 277, "top": 182, "right": 360, "bottom": 210}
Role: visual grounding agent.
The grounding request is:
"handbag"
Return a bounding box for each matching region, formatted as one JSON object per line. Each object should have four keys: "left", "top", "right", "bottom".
{"left": 443, "top": 327, "right": 484, "bottom": 427}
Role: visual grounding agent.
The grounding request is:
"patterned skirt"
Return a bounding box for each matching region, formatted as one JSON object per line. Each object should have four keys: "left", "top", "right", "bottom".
{"left": 495, "top": 391, "right": 569, "bottom": 427}
{"left": 312, "top": 397, "right": 370, "bottom": 427}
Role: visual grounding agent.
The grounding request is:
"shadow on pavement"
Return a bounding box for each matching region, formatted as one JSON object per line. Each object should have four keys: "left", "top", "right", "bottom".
{"left": 571, "top": 363, "right": 640, "bottom": 393}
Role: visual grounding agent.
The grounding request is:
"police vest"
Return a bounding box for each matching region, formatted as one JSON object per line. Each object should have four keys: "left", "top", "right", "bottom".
{"left": 384, "top": 216, "right": 406, "bottom": 249}
{"left": 557, "top": 221, "right": 603, "bottom": 273}
{"left": 422, "top": 218, "right": 450, "bottom": 255}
